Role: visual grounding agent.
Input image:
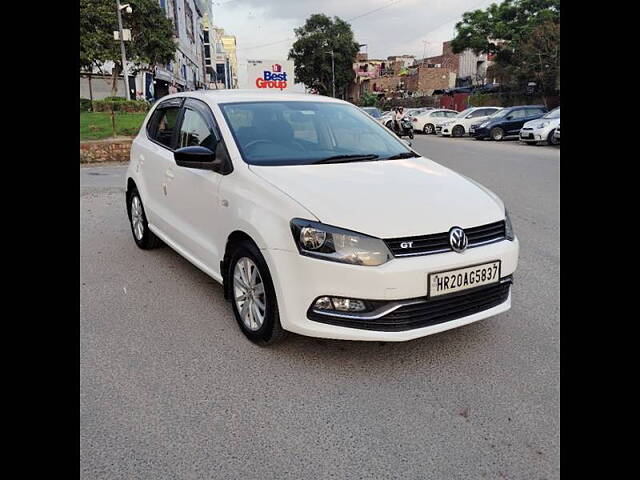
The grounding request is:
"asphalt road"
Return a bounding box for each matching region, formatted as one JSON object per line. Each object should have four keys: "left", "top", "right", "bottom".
{"left": 80, "top": 135, "right": 560, "bottom": 480}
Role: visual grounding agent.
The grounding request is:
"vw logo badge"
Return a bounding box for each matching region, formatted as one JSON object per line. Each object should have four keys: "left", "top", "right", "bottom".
{"left": 449, "top": 227, "right": 468, "bottom": 253}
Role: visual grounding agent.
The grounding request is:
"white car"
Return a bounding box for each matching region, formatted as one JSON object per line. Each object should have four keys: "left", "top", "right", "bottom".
{"left": 126, "top": 90, "right": 519, "bottom": 344}
{"left": 438, "top": 106, "right": 503, "bottom": 137}
{"left": 519, "top": 107, "right": 560, "bottom": 145}
{"left": 411, "top": 109, "right": 459, "bottom": 134}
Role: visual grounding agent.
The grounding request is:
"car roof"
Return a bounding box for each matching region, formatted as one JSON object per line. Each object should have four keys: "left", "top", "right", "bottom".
{"left": 504, "top": 104, "right": 546, "bottom": 110}
{"left": 155, "top": 89, "right": 347, "bottom": 106}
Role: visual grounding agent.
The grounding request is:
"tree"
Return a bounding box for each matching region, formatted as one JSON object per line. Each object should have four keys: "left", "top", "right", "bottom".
{"left": 360, "top": 91, "right": 379, "bottom": 107}
{"left": 288, "top": 14, "right": 360, "bottom": 97}
{"left": 80, "top": 0, "right": 177, "bottom": 96}
{"left": 451, "top": 0, "right": 560, "bottom": 103}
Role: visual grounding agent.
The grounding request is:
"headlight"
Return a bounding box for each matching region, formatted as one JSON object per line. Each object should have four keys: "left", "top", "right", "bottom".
{"left": 536, "top": 121, "right": 550, "bottom": 128}
{"left": 479, "top": 121, "right": 490, "bottom": 128}
{"left": 442, "top": 121, "right": 453, "bottom": 126}
{"left": 505, "top": 210, "right": 515, "bottom": 241}
{"left": 290, "top": 219, "right": 392, "bottom": 266}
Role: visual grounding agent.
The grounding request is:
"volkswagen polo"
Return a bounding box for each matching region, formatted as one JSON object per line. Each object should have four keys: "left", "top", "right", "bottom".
{"left": 126, "top": 91, "right": 519, "bottom": 344}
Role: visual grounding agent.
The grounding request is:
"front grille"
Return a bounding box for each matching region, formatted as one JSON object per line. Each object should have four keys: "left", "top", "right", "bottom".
{"left": 308, "top": 277, "right": 512, "bottom": 331}
{"left": 385, "top": 221, "right": 506, "bottom": 257}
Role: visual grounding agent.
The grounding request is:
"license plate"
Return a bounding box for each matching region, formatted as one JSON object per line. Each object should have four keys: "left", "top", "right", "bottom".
{"left": 469, "top": 127, "right": 475, "bottom": 132}
{"left": 428, "top": 261, "right": 501, "bottom": 298}
{"left": 521, "top": 133, "right": 533, "bottom": 139}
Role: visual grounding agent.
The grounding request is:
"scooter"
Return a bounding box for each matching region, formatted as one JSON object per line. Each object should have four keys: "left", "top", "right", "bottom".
{"left": 389, "top": 116, "right": 414, "bottom": 139}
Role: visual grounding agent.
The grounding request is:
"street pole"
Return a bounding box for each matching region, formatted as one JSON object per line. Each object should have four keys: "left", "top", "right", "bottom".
{"left": 331, "top": 50, "right": 335, "bottom": 98}
{"left": 116, "top": 0, "right": 130, "bottom": 100}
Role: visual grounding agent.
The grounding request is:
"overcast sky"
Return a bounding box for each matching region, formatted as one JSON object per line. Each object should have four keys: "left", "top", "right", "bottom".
{"left": 210, "top": 0, "right": 496, "bottom": 90}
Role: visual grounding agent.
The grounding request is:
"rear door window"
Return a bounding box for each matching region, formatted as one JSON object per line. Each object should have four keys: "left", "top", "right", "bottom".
{"left": 148, "top": 103, "right": 182, "bottom": 149}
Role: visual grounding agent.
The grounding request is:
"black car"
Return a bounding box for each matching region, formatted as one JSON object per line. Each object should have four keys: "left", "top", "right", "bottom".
{"left": 470, "top": 105, "right": 547, "bottom": 141}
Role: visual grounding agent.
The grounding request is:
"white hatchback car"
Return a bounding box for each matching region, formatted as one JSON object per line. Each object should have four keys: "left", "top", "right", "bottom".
{"left": 519, "top": 107, "right": 560, "bottom": 145}
{"left": 126, "top": 91, "right": 519, "bottom": 344}
{"left": 411, "top": 109, "right": 459, "bottom": 134}
{"left": 438, "top": 106, "right": 502, "bottom": 137}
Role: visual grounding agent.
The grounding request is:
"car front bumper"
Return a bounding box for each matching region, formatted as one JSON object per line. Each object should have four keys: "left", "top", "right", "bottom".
{"left": 470, "top": 126, "right": 491, "bottom": 138}
{"left": 263, "top": 237, "right": 519, "bottom": 341}
{"left": 519, "top": 127, "right": 550, "bottom": 141}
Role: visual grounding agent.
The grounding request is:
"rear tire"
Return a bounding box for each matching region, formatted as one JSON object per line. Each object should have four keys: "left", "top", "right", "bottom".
{"left": 423, "top": 123, "right": 435, "bottom": 134}
{"left": 490, "top": 127, "right": 505, "bottom": 141}
{"left": 452, "top": 125, "right": 464, "bottom": 137}
{"left": 227, "top": 240, "right": 285, "bottom": 345}
{"left": 127, "top": 188, "right": 162, "bottom": 250}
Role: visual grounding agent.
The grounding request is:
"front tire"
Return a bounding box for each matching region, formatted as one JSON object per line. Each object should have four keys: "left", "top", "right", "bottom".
{"left": 128, "top": 188, "right": 162, "bottom": 249}
{"left": 452, "top": 125, "right": 465, "bottom": 137}
{"left": 408, "top": 130, "right": 414, "bottom": 139}
{"left": 547, "top": 129, "right": 559, "bottom": 145}
{"left": 228, "top": 241, "right": 285, "bottom": 345}
{"left": 490, "top": 127, "right": 505, "bottom": 141}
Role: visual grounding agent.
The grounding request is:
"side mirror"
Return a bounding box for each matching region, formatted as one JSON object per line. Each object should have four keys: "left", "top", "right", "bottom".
{"left": 402, "top": 139, "right": 412, "bottom": 147}
{"left": 174, "top": 145, "right": 219, "bottom": 170}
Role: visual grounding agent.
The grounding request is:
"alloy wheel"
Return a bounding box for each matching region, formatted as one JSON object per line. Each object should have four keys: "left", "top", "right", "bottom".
{"left": 131, "top": 195, "right": 144, "bottom": 241}
{"left": 233, "top": 257, "right": 266, "bottom": 331}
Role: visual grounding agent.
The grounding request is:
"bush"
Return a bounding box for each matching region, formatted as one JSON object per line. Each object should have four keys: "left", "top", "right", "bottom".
{"left": 102, "top": 96, "right": 127, "bottom": 102}
{"left": 92, "top": 99, "right": 150, "bottom": 113}
{"left": 80, "top": 98, "right": 92, "bottom": 111}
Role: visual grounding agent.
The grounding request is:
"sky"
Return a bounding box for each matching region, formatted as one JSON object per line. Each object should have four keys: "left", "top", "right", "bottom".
{"left": 210, "top": 0, "right": 496, "bottom": 90}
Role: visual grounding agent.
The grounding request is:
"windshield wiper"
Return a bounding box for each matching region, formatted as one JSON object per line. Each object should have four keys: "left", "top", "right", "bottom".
{"left": 312, "top": 154, "right": 380, "bottom": 164}
{"left": 383, "top": 152, "right": 421, "bottom": 160}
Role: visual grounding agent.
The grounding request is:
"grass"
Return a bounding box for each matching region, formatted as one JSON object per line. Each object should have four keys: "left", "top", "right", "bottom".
{"left": 80, "top": 111, "right": 147, "bottom": 141}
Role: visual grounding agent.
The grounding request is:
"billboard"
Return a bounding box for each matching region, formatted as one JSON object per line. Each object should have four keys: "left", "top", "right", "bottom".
{"left": 247, "top": 59, "right": 295, "bottom": 91}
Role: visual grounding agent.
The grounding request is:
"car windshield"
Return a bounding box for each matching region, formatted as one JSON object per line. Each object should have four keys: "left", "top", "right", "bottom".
{"left": 220, "top": 101, "right": 415, "bottom": 166}
{"left": 362, "top": 107, "right": 381, "bottom": 118}
{"left": 542, "top": 107, "right": 560, "bottom": 119}
{"left": 490, "top": 109, "right": 510, "bottom": 118}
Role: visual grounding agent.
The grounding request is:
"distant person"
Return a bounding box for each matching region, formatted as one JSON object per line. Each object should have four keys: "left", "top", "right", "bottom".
{"left": 394, "top": 107, "right": 404, "bottom": 133}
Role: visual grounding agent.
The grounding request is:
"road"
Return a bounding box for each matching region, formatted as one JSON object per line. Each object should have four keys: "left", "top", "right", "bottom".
{"left": 80, "top": 135, "right": 559, "bottom": 479}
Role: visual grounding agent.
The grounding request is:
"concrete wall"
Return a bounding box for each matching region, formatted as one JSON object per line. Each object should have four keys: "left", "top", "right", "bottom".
{"left": 80, "top": 75, "right": 125, "bottom": 100}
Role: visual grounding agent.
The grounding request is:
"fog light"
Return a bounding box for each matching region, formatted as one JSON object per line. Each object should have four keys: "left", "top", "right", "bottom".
{"left": 312, "top": 296, "right": 367, "bottom": 312}
{"left": 314, "top": 296, "right": 333, "bottom": 310}
{"left": 330, "top": 298, "right": 366, "bottom": 312}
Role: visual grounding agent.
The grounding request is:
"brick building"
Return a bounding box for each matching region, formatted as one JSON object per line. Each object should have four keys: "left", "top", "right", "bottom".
{"left": 418, "top": 41, "right": 491, "bottom": 86}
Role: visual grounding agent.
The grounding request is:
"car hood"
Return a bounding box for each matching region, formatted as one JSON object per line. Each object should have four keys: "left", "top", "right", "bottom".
{"left": 249, "top": 157, "right": 505, "bottom": 239}
{"left": 522, "top": 117, "right": 560, "bottom": 128}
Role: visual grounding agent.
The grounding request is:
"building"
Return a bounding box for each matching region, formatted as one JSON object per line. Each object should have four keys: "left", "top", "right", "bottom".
{"left": 347, "top": 41, "right": 495, "bottom": 103}
{"left": 80, "top": 0, "right": 239, "bottom": 101}
{"left": 348, "top": 52, "right": 453, "bottom": 102}
{"left": 151, "top": 0, "right": 206, "bottom": 97}
{"left": 417, "top": 41, "right": 491, "bottom": 87}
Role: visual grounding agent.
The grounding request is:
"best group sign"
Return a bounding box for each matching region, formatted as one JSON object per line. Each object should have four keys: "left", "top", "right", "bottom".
{"left": 247, "top": 59, "right": 295, "bottom": 91}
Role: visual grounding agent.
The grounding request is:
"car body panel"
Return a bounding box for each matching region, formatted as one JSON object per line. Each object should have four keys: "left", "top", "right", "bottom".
{"left": 438, "top": 107, "right": 502, "bottom": 137}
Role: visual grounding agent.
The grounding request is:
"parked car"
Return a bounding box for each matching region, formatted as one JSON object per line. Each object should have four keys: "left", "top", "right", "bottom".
{"left": 470, "top": 105, "right": 547, "bottom": 141}
{"left": 519, "top": 107, "right": 560, "bottom": 145}
{"left": 412, "top": 109, "right": 459, "bottom": 134}
{"left": 361, "top": 106, "right": 383, "bottom": 120}
{"left": 126, "top": 91, "right": 519, "bottom": 344}
{"left": 438, "top": 107, "right": 503, "bottom": 137}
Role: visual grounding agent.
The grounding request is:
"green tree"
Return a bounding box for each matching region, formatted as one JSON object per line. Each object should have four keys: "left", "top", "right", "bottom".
{"left": 288, "top": 14, "right": 360, "bottom": 97}
{"left": 451, "top": 0, "right": 560, "bottom": 104}
{"left": 80, "top": 0, "right": 177, "bottom": 95}
{"left": 360, "top": 91, "right": 379, "bottom": 107}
